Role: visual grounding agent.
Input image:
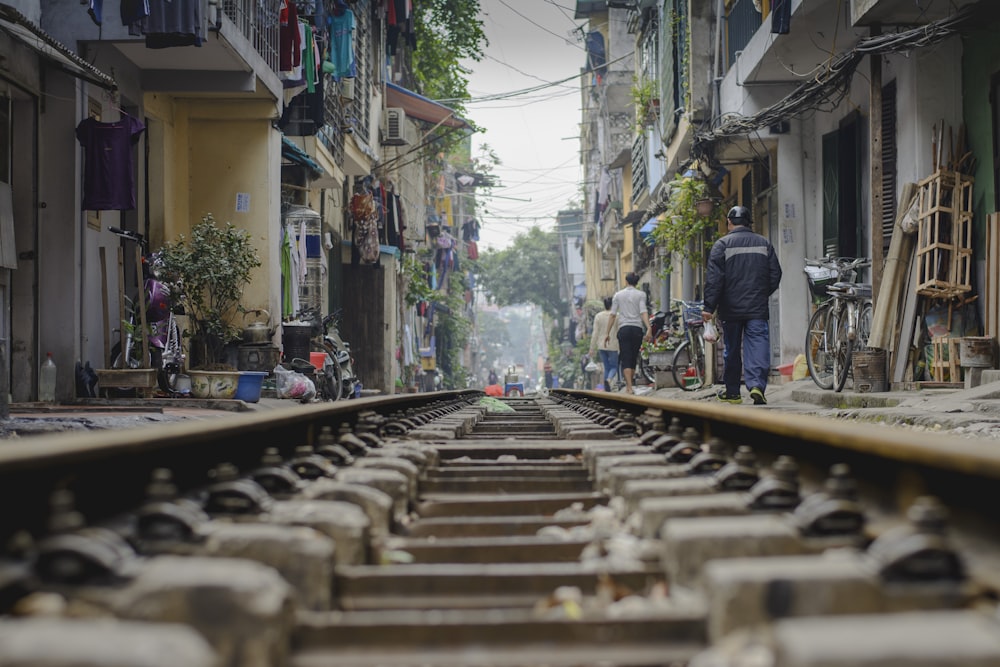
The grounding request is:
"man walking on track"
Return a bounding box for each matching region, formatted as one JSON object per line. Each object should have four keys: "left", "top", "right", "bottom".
{"left": 702, "top": 206, "right": 782, "bottom": 405}
{"left": 605, "top": 271, "right": 650, "bottom": 395}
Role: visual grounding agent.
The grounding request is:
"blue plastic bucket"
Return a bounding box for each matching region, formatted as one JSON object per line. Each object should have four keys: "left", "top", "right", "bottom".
{"left": 235, "top": 371, "right": 268, "bottom": 402}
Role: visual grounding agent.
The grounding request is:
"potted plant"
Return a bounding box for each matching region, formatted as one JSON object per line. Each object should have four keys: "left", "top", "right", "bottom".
{"left": 155, "top": 214, "right": 262, "bottom": 372}
{"left": 630, "top": 76, "right": 660, "bottom": 127}
{"left": 648, "top": 173, "right": 723, "bottom": 276}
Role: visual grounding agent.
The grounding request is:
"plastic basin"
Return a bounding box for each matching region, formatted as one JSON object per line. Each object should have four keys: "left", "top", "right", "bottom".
{"left": 235, "top": 371, "right": 268, "bottom": 402}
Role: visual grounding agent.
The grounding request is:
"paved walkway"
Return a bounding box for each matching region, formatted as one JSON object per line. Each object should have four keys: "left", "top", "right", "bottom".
{"left": 6, "top": 378, "right": 1000, "bottom": 440}
{"left": 636, "top": 376, "right": 1000, "bottom": 438}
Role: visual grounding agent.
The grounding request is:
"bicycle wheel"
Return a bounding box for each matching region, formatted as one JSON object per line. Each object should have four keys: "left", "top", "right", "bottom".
{"left": 833, "top": 310, "right": 853, "bottom": 393}
{"left": 856, "top": 302, "right": 873, "bottom": 350}
{"left": 110, "top": 337, "right": 152, "bottom": 370}
{"left": 671, "top": 339, "right": 706, "bottom": 391}
{"left": 639, "top": 351, "right": 656, "bottom": 384}
{"left": 158, "top": 320, "right": 183, "bottom": 393}
{"left": 805, "top": 304, "right": 835, "bottom": 390}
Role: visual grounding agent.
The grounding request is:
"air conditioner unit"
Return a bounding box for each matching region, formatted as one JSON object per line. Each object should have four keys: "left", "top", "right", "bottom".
{"left": 339, "top": 77, "right": 355, "bottom": 101}
{"left": 382, "top": 107, "right": 408, "bottom": 146}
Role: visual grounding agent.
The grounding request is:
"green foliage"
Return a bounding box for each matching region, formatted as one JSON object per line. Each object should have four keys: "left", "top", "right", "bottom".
{"left": 412, "top": 0, "right": 486, "bottom": 114}
{"left": 155, "top": 214, "right": 262, "bottom": 367}
{"left": 476, "top": 227, "right": 564, "bottom": 320}
{"left": 402, "top": 254, "right": 436, "bottom": 307}
{"left": 630, "top": 75, "right": 659, "bottom": 126}
{"left": 649, "top": 175, "right": 723, "bottom": 274}
{"left": 434, "top": 273, "right": 472, "bottom": 389}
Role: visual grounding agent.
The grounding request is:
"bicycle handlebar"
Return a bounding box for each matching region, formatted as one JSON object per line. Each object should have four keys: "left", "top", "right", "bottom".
{"left": 108, "top": 226, "right": 147, "bottom": 248}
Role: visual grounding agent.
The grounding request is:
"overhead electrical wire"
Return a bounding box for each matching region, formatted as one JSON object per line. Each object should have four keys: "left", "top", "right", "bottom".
{"left": 693, "top": 3, "right": 983, "bottom": 156}
{"left": 437, "top": 50, "right": 634, "bottom": 105}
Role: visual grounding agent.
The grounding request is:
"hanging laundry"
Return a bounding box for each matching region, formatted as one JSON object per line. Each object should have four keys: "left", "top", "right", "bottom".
{"left": 349, "top": 188, "right": 380, "bottom": 264}
{"left": 280, "top": 223, "right": 300, "bottom": 318}
{"left": 585, "top": 31, "right": 606, "bottom": 83}
{"left": 461, "top": 218, "right": 480, "bottom": 242}
{"left": 120, "top": 0, "right": 150, "bottom": 34}
{"left": 144, "top": 0, "right": 202, "bottom": 47}
{"left": 76, "top": 113, "right": 146, "bottom": 211}
{"left": 328, "top": 5, "right": 356, "bottom": 78}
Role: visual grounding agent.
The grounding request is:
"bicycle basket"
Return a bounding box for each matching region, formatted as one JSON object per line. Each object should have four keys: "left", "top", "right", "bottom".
{"left": 684, "top": 305, "right": 704, "bottom": 327}
{"left": 805, "top": 266, "right": 838, "bottom": 297}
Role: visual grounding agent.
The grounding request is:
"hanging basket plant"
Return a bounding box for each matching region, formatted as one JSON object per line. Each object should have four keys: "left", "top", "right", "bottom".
{"left": 648, "top": 174, "right": 723, "bottom": 274}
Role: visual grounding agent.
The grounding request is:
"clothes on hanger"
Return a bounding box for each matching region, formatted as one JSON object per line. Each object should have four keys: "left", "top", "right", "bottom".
{"left": 75, "top": 113, "right": 146, "bottom": 211}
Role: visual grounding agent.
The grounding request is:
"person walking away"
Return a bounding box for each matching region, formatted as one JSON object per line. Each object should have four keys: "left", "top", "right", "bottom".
{"left": 590, "top": 297, "right": 620, "bottom": 391}
{"left": 605, "top": 272, "right": 651, "bottom": 394}
{"left": 702, "top": 206, "right": 782, "bottom": 405}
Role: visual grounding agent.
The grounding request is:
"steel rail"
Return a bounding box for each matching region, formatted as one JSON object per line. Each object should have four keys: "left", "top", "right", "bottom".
{"left": 3, "top": 388, "right": 1000, "bottom": 566}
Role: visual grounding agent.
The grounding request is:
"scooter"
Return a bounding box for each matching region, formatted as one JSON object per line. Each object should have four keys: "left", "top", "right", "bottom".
{"left": 319, "top": 310, "right": 358, "bottom": 401}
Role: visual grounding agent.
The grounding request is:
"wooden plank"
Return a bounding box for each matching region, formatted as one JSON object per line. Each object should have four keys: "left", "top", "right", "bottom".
{"left": 116, "top": 247, "right": 126, "bottom": 369}
{"left": 870, "top": 37, "right": 884, "bottom": 303}
{"left": 892, "top": 254, "right": 920, "bottom": 383}
{"left": 987, "top": 213, "right": 1000, "bottom": 337}
{"left": 99, "top": 247, "right": 110, "bottom": 368}
{"left": 869, "top": 183, "right": 916, "bottom": 350}
{"left": 134, "top": 245, "right": 150, "bottom": 367}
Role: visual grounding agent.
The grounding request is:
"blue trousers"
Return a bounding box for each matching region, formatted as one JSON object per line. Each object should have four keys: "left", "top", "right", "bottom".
{"left": 720, "top": 319, "right": 770, "bottom": 395}
{"left": 598, "top": 349, "right": 620, "bottom": 387}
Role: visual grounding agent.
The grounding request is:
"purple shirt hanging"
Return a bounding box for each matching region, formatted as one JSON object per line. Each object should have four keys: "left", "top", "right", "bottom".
{"left": 76, "top": 114, "right": 145, "bottom": 211}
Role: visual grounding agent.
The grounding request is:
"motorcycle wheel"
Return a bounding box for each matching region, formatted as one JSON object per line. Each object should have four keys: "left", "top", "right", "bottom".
{"left": 323, "top": 355, "right": 344, "bottom": 401}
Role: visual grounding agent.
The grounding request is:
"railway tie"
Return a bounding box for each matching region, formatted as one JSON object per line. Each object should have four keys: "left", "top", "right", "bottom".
{"left": 1, "top": 390, "right": 999, "bottom": 667}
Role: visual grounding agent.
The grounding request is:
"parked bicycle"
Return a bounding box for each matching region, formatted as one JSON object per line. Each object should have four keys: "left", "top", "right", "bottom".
{"left": 804, "top": 256, "right": 873, "bottom": 392}
{"left": 109, "top": 227, "right": 185, "bottom": 393}
{"left": 639, "top": 307, "right": 681, "bottom": 385}
{"left": 670, "top": 299, "right": 708, "bottom": 391}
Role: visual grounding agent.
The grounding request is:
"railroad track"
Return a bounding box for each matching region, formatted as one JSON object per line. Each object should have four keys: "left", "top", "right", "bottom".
{"left": 1, "top": 390, "right": 999, "bottom": 666}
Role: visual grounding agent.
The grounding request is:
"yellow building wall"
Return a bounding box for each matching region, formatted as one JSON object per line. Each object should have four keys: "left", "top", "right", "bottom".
{"left": 143, "top": 95, "right": 282, "bottom": 320}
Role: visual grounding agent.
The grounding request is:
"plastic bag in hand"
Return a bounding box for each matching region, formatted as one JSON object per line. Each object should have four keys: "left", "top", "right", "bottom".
{"left": 703, "top": 320, "right": 719, "bottom": 343}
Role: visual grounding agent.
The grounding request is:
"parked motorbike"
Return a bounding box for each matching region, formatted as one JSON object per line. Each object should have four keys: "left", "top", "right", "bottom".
{"left": 319, "top": 310, "right": 358, "bottom": 401}
{"left": 293, "top": 307, "right": 357, "bottom": 401}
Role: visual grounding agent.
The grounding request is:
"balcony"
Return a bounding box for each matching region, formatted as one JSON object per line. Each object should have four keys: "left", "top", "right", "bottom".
{"left": 600, "top": 207, "right": 625, "bottom": 252}
{"left": 850, "top": 0, "right": 979, "bottom": 26}
{"left": 724, "top": 0, "right": 856, "bottom": 86}
{"left": 89, "top": 0, "right": 282, "bottom": 101}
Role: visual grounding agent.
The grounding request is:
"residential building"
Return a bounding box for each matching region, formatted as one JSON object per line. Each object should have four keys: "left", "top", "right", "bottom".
{"left": 579, "top": 0, "right": 999, "bottom": 381}
{"left": 0, "top": 0, "right": 471, "bottom": 401}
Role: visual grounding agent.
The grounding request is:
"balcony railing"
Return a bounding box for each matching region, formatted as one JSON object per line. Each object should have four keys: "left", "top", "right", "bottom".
{"left": 726, "top": 0, "right": 762, "bottom": 72}
{"left": 318, "top": 80, "right": 347, "bottom": 166}
{"left": 221, "top": 0, "right": 279, "bottom": 72}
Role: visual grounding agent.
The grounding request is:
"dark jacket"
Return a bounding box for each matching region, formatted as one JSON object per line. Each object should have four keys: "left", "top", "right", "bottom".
{"left": 703, "top": 226, "right": 782, "bottom": 320}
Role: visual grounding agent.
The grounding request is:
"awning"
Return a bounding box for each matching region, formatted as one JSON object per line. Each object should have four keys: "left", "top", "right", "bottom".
{"left": 638, "top": 217, "right": 658, "bottom": 243}
{"left": 0, "top": 3, "right": 116, "bottom": 90}
{"left": 281, "top": 136, "right": 324, "bottom": 179}
{"left": 622, "top": 209, "right": 648, "bottom": 226}
{"left": 385, "top": 82, "right": 471, "bottom": 130}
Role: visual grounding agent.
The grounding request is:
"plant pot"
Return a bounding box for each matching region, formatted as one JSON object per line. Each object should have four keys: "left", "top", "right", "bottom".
{"left": 189, "top": 370, "right": 239, "bottom": 399}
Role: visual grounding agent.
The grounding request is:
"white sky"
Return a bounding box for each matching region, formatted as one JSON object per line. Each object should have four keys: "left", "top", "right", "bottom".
{"left": 458, "top": 0, "right": 588, "bottom": 251}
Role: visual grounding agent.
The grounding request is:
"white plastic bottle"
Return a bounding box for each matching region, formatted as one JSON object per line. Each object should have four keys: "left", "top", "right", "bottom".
{"left": 39, "top": 352, "right": 56, "bottom": 403}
